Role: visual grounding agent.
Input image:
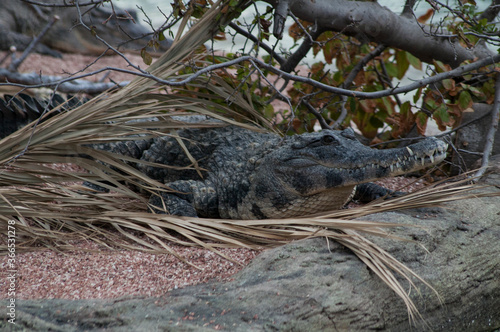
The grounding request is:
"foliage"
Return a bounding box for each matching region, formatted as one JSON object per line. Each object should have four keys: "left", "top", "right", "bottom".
{"left": 166, "top": 1, "right": 499, "bottom": 143}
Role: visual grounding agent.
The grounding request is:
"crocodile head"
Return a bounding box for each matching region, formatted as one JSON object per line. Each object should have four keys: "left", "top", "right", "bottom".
{"left": 246, "top": 128, "right": 447, "bottom": 218}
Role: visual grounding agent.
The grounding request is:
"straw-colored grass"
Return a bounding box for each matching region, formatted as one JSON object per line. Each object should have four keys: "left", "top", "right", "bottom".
{"left": 1, "top": 0, "right": 497, "bottom": 326}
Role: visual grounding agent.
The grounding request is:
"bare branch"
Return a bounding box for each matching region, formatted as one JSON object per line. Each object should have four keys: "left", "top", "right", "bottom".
{"left": 478, "top": 0, "right": 500, "bottom": 22}
{"left": 342, "top": 43, "right": 386, "bottom": 88}
{"left": 250, "top": 53, "right": 500, "bottom": 99}
{"left": 228, "top": 22, "right": 286, "bottom": 65}
{"left": 473, "top": 73, "right": 500, "bottom": 180}
{"left": 8, "top": 16, "right": 60, "bottom": 72}
{"left": 263, "top": 0, "right": 493, "bottom": 67}
{"left": 302, "top": 99, "right": 332, "bottom": 130}
{"left": 0, "top": 68, "right": 128, "bottom": 94}
{"left": 3, "top": 49, "right": 499, "bottom": 97}
{"left": 20, "top": 0, "right": 110, "bottom": 7}
{"left": 280, "top": 25, "right": 324, "bottom": 73}
{"left": 72, "top": 1, "right": 150, "bottom": 76}
{"left": 273, "top": 0, "right": 289, "bottom": 39}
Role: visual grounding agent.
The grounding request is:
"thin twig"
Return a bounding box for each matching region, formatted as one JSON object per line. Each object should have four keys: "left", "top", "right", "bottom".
{"left": 73, "top": 1, "right": 150, "bottom": 76}
{"left": 302, "top": 99, "right": 332, "bottom": 130}
{"left": 8, "top": 15, "right": 60, "bottom": 72}
{"left": 280, "top": 26, "right": 324, "bottom": 73}
{"left": 342, "top": 44, "right": 386, "bottom": 88}
{"left": 228, "top": 22, "right": 285, "bottom": 66}
{"left": 2, "top": 52, "right": 500, "bottom": 98}
{"left": 0, "top": 47, "right": 16, "bottom": 67}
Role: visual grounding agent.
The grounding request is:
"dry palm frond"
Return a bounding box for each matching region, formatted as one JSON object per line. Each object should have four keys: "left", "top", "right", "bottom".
{"left": 0, "top": 0, "right": 496, "bottom": 326}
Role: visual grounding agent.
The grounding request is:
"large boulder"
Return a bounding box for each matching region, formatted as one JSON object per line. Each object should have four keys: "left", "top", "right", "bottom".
{"left": 5, "top": 168, "right": 500, "bottom": 331}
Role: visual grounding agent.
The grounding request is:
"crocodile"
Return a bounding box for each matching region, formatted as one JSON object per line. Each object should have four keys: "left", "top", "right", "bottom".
{"left": 0, "top": 0, "right": 172, "bottom": 58}
{"left": 0, "top": 94, "right": 448, "bottom": 219}
{"left": 95, "top": 120, "right": 448, "bottom": 219}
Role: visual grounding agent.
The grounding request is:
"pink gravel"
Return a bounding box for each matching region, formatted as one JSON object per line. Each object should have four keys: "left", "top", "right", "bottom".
{"left": 0, "top": 240, "right": 258, "bottom": 300}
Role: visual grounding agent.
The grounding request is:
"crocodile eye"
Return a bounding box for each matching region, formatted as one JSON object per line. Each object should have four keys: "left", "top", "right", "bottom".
{"left": 321, "top": 135, "right": 337, "bottom": 145}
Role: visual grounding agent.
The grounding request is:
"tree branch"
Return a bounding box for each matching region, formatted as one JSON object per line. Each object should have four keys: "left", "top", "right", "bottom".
{"left": 301, "top": 99, "right": 331, "bottom": 130}
{"left": 473, "top": 73, "right": 500, "bottom": 180}
{"left": 280, "top": 25, "right": 324, "bottom": 73}
{"left": 262, "top": 0, "right": 493, "bottom": 67}
{"left": 273, "top": 0, "right": 290, "bottom": 39}
{"left": 478, "top": 0, "right": 500, "bottom": 22}
{"left": 401, "top": 0, "right": 417, "bottom": 17}
{"left": 3, "top": 51, "right": 500, "bottom": 97}
{"left": 251, "top": 53, "right": 500, "bottom": 99}
{"left": 342, "top": 43, "right": 386, "bottom": 88}
{"left": 0, "top": 68, "right": 128, "bottom": 94}
{"left": 228, "top": 22, "right": 286, "bottom": 66}
{"left": 20, "top": 0, "right": 110, "bottom": 7}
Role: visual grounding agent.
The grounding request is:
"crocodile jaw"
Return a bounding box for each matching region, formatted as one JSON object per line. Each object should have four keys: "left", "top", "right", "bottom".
{"left": 333, "top": 137, "right": 448, "bottom": 187}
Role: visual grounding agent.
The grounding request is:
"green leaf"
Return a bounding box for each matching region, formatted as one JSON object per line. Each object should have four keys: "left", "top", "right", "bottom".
{"left": 140, "top": 48, "right": 153, "bottom": 65}
{"left": 159, "top": 31, "right": 166, "bottom": 41}
{"left": 413, "top": 87, "right": 423, "bottom": 104}
{"left": 405, "top": 52, "right": 422, "bottom": 70}
{"left": 264, "top": 104, "right": 275, "bottom": 118}
{"left": 400, "top": 101, "right": 411, "bottom": 116}
{"left": 323, "top": 40, "right": 335, "bottom": 64}
{"left": 369, "top": 116, "right": 384, "bottom": 128}
{"left": 442, "top": 79, "right": 455, "bottom": 90}
{"left": 384, "top": 62, "right": 398, "bottom": 78}
{"left": 396, "top": 50, "right": 410, "bottom": 79}
{"left": 381, "top": 97, "right": 395, "bottom": 115}
{"left": 458, "top": 91, "right": 473, "bottom": 110}
{"left": 433, "top": 104, "right": 451, "bottom": 130}
{"left": 349, "top": 97, "right": 357, "bottom": 112}
{"left": 465, "top": 85, "right": 484, "bottom": 98}
{"left": 433, "top": 60, "right": 450, "bottom": 73}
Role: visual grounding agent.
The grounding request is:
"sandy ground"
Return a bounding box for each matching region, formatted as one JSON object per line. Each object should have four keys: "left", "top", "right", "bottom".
{"left": 0, "top": 51, "right": 427, "bottom": 300}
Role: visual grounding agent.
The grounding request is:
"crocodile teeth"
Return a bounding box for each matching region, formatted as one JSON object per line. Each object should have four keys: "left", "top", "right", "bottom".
{"left": 406, "top": 147, "right": 414, "bottom": 156}
{"left": 430, "top": 154, "right": 435, "bottom": 164}
{"left": 390, "top": 164, "right": 394, "bottom": 172}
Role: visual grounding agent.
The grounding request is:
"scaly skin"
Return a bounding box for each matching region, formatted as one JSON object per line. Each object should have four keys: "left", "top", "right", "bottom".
{"left": 135, "top": 124, "right": 447, "bottom": 219}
